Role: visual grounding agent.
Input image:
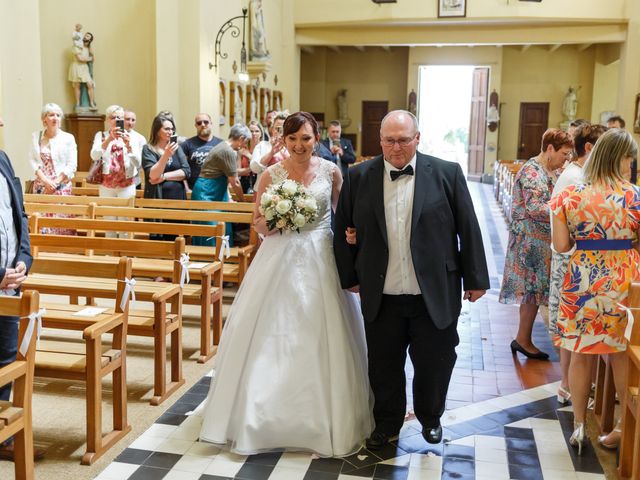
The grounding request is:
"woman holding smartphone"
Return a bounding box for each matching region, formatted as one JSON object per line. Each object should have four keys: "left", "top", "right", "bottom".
{"left": 90, "top": 104, "right": 141, "bottom": 201}
{"left": 141, "top": 112, "right": 190, "bottom": 201}
{"left": 249, "top": 112, "right": 289, "bottom": 183}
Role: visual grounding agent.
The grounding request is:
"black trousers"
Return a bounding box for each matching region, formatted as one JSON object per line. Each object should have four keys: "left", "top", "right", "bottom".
{"left": 365, "top": 294, "right": 458, "bottom": 435}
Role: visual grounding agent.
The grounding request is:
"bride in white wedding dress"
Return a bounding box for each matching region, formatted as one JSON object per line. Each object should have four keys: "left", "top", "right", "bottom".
{"left": 198, "top": 111, "right": 373, "bottom": 457}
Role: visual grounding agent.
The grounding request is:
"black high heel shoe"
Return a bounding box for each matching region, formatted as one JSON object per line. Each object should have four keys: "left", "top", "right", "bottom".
{"left": 510, "top": 340, "right": 549, "bottom": 360}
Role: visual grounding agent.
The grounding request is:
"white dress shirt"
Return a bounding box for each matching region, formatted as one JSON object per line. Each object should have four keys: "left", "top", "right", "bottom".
{"left": 383, "top": 155, "right": 421, "bottom": 295}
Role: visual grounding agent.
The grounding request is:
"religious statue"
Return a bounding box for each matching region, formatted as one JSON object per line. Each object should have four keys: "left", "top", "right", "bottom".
{"left": 68, "top": 25, "right": 97, "bottom": 112}
{"left": 249, "top": 0, "right": 270, "bottom": 61}
{"left": 562, "top": 86, "right": 578, "bottom": 121}
{"left": 408, "top": 89, "right": 417, "bottom": 116}
{"left": 337, "top": 89, "right": 351, "bottom": 128}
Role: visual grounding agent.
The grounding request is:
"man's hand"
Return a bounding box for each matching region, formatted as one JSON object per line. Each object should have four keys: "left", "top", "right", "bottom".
{"left": 463, "top": 290, "right": 486, "bottom": 302}
{"left": 345, "top": 227, "right": 356, "bottom": 245}
{"left": 347, "top": 285, "right": 360, "bottom": 293}
{"left": 0, "top": 263, "right": 27, "bottom": 290}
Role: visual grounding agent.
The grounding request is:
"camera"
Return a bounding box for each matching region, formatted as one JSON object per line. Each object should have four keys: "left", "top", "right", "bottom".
{"left": 115, "top": 119, "right": 125, "bottom": 131}
{"left": 170, "top": 134, "right": 178, "bottom": 144}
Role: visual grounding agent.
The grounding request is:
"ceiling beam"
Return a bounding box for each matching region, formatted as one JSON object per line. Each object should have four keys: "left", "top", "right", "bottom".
{"left": 354, "top": 45, "right": 366, "bottom": 52}
{"left": 327, "top": 45, "right": 341, "bottom": 53}
{"left": 381, "top": 45, "right": 390, "bottom": 52}
{"left": 520, "top": 44, "right": 531, "bottom": 52}
{"left": 300, "top": 46, "right": 315, "bottom": 54}
{"left": 577, "top": 43, "right": 593, "bottom": 51}
{"left": 548, "top": 44, "right": 562, "bottom": 52}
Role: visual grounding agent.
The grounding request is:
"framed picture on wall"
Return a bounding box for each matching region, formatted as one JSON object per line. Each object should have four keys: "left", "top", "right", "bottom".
{"left": 634, "top": 94, "right": 640, "bottom": 133}
{"left": 438, "top": 0, "right": 466, "bottom": 18}
{"left": 260, "top": 88, "right": 271, "bottom": 123}
{"left": 219, "top": 80, "right": 227, "bottom": 126}
{"left": 272, "top": 91, "right": 283, "bottom": 112}
{"left": 230, "top": 82, "right": 245, "bottom": 126}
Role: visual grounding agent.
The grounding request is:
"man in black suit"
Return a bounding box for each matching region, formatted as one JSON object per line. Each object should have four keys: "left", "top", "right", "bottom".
{"left": 334, "top": 110, "right": 489, "bottom": 449}
{"left": 321, "top": 120, "right": 356, "bottom": 179}
{"left": 0, "top": 116, "right": 40, "bottom": 461}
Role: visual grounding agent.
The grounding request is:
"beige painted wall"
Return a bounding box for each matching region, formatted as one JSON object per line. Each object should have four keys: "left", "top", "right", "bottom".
{"left": 591, "top": 59, "right": 620, "bottom": 124}
{"left": 0, "top": 0, "right": 44, "bottom": 180}
{"left": 300, "top": 47, "right": 408, "bottom": 154}
{"left": 39, "top": 0, "right": 157, "bottom": 138}
{"left": 407, "top": 46, "right": 502, "bottom": 174}
{"left": 500, "top": 45, "right": 595, "bottom": 160}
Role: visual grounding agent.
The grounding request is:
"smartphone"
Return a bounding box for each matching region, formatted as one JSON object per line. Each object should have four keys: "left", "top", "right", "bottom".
{"left": 116, "top": 119, "right": 125, "bottom": 130}
{"left": 170, "top": 134, "right": 178, "bottom": 144}
{"left": 275, "top": 126, "right": 283, "bottom": 135}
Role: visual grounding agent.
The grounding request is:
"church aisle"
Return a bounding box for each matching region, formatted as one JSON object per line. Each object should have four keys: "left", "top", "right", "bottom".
{"left": 94, "top": 183, "right": 613, "bottom": 480}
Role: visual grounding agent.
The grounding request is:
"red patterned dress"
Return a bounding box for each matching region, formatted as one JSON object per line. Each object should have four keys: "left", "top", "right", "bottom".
{"left": 549, "top": 182, "right": 640, "bottom": 353}
{"left": 31, "top": 145, "right": 75, "bottom": 235}
{"left": 101, "top": 143, "right": 134, "bottom": 189}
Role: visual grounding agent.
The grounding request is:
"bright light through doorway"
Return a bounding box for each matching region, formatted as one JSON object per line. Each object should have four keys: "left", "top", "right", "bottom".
{"left": 418, "top": 65, "right": 475, "bottom": 176}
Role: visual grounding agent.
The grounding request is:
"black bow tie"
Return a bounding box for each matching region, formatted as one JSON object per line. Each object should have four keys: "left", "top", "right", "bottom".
{"left": 390, "top": 165, "right": 414, "bottom": 181}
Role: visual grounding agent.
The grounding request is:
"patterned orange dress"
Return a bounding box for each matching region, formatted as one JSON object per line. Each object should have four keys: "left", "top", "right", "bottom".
{"left": 549, "top": 182, "right": 640, "bottom": 354}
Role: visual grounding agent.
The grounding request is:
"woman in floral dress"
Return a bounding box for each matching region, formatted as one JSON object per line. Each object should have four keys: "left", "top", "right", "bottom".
{"left": 499, "top": 129, "right": 573, "bottom": 359}
{"left": 550, "top": 128, "right": 639, "bottom": 454}
{"left": 29, "top": 103, "right": 78, "bottom": 235}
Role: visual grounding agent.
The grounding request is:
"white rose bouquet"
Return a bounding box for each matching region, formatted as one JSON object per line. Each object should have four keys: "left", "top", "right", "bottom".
{"left": 259, "top": 179, "right": 319, "bottom": 233}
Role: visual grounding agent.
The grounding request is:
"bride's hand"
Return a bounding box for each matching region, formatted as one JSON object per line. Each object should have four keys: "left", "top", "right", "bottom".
{"left": 345, "top": 227, "right": 356, "bottom": 245}
{"left": 253, "top": 216, "right": 277, "bottom": 236}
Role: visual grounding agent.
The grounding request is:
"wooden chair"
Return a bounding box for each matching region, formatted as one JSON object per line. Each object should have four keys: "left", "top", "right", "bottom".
{"left": 27, "top": 235, "right": 184, "bottom": 404}
{"left": 619, "top": 283, "right": 640, "bottom": 479}
{"left": 0, "top": 290, "right": 40, "bottom": 480}
{"left": 27, "top": 257, "right": 132, "bottom": 465}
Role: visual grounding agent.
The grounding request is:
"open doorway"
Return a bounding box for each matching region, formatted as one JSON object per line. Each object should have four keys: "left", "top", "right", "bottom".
{"left": 418, "top": 65, "right": 488, "bottom": 179}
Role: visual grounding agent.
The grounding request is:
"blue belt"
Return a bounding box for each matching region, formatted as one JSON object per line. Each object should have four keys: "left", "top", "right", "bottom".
{"left": 575, "top": 239, "right": 633, "bottom": 250}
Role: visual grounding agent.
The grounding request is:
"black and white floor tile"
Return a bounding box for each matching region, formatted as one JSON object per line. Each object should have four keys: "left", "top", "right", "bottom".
{"left": 94, "top": 377, "right": 606, "bottom": 480}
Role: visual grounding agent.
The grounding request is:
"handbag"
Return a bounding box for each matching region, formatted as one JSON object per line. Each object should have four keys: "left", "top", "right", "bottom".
{"left": 86, "top": 159, "right": 103, "bottom": 184}
{"left": 86, "top": 132, "right": 106, "bottom": 184}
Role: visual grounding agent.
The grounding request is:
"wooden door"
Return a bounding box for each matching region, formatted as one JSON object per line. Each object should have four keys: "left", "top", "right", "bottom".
{"left": 361, "top": 101, "right": 388, "bottom": 157}
{"left": 518, "top": 103, "right": 549, "bottom": 160}
{"left": 467, "top": 67, "right": 489, "bottom": 180}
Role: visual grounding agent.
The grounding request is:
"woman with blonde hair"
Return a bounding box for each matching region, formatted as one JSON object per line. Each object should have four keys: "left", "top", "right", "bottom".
{"left": 29, "top": 103, "right": 78, "bottom": 235}
{"left": 550, "top": 128, "right": 640, "bottom": 454}
{"left": 30, "top": 103, "right": 77, "bottom": 195}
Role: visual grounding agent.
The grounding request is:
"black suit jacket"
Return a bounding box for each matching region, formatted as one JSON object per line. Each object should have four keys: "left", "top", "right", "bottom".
{"left": 321, "top": 138, "right": 356, "bottom": 179}
{"left": 334, "top": 152, "right": 489, "bottom": 329}
{"left": 0, "top": 151, "right": 32, "bottom": 283}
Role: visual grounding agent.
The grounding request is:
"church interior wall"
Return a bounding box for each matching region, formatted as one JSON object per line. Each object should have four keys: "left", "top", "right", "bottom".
{"left": 300, "top": 46, "right": 409, "bottom": 154}
{"left": 499, "top": 45, "right": 596, "bottom": 160}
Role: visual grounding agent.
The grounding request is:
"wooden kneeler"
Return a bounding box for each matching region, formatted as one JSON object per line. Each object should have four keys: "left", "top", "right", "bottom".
{"left": 0, "top": 290, "right": 40, "bottom": 480}
{"left": 30, "top": 257, "right": 132, "bottom": 465}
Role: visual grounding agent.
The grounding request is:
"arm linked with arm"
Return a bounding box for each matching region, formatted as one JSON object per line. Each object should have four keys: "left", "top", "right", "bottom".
{"left": 333, "top": 169, "right": 359, "bottom": 289}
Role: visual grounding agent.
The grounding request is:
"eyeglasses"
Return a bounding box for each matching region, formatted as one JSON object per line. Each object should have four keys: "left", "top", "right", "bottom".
{"left": 196, "top": 120, "right": 210, "bottom": 126}
{"left": 381, "top": 136, "right": 416, "bottom": 147}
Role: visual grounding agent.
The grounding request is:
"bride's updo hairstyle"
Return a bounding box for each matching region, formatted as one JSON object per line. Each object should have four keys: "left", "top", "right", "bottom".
{"left": 282, "top": 111, "right": 320, "bottom": 139}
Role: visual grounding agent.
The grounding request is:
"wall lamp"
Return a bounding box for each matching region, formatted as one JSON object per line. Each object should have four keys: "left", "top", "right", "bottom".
{"left": 210, "top": 8, "right": 249, "bottom": 82}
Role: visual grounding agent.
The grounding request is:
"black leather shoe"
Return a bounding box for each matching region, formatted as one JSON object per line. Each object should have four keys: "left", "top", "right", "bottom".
{"left": 366, "top": 431, "right": 391, "bottom": 450}
{"left": 423, "top": 425, "right": 443, "bottom": 444}
{"left": 510, "top": 340, "right": 549, "bottom": 360}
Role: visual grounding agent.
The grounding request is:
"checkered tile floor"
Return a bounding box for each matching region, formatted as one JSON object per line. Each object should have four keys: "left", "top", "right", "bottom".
{"left": 95, "top": 376, "right": 605, "bottom": 480}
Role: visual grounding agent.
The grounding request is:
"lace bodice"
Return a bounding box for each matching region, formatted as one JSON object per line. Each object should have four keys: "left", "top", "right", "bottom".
{"left": 267, "top": 159, "right": 335, "bottom": 232}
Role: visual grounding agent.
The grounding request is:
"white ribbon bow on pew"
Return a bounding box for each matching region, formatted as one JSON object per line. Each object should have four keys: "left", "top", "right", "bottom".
{"left": 617, "top": 303, "right": 636, "bottom": 342}
{"left": 120, "top": 278, "right": 137, "bottom": 311}
{"left": 219, "top": 235, "right": 231, "bottom": 262}
{"left": 178, "top": 253, "right": 190, "bottom": 288}
{"left": 19, "top": 308, "right": 46, "bottom": 356}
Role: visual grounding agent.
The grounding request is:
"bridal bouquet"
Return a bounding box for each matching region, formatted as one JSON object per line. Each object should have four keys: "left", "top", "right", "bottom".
{"left": 259, "top": 179, "right": 319, "bottom": 233}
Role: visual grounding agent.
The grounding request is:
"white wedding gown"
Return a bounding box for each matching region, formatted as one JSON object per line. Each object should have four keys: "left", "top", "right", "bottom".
{"left": 198, "top": 159, "right": 373, "bottom": 457}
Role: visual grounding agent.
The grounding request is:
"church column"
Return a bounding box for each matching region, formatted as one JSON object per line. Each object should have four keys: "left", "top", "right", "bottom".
{"left": 617, "top": 0, "right": 640, "bottom": 138}
{"left": 0, "top": 0, "right": 44, "bottom": 180}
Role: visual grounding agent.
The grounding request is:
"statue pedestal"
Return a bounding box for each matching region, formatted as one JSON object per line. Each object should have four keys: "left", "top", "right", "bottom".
{"left": 247, "top": 61, "right": 271, "bottom": 78}
{"left": 66, "top": 113, "right": 105, "bottom": 171}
